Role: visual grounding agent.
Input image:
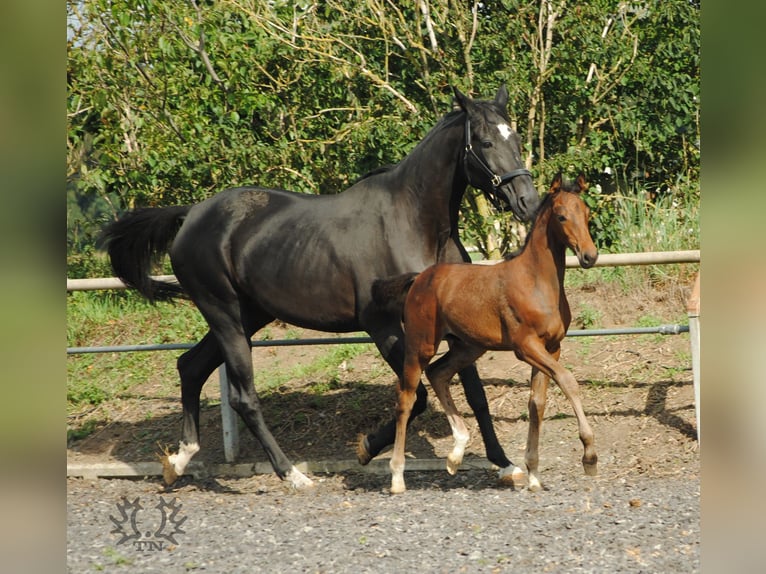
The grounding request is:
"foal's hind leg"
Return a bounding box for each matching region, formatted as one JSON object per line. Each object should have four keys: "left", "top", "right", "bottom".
{"left": 456, "top": 361, "right": 524, "bottom": 486}
{"left": 162, "top": 332, "right": 223, "bottom": 485}
{"left": 426, "top": 342, "right": 485, "bottom": 475}
{"left": 358, "top": 324, "right": 429, "bottom": 465}
{"left": 390, "top": 346, "right": 433, "bottom": 494}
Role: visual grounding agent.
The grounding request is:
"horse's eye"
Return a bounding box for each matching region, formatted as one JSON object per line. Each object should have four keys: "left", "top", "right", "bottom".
{"left": 557, "top": 215, "right": 567, "bottom": 222}
{"left": 481, "top": 141, "right": 493, "bottom": 149}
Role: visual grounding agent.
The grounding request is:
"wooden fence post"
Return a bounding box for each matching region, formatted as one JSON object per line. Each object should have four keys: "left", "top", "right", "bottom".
{"left": 687, "top": 272, "right": 701, "bottom": 443}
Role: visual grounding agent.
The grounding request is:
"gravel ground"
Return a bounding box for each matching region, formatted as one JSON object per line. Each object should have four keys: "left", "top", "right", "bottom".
{"left": 67, "top": 466, "right": 699, "bottom": 573}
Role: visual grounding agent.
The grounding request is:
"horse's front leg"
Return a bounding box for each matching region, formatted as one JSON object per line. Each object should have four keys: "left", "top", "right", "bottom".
{"left": 551, "top": 366, "right": 597, "bottom": 477}
{"left": 457, "top": 362, "right": 526, "bottom": 486}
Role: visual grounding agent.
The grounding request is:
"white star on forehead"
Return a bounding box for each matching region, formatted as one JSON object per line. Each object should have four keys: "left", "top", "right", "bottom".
{"left": 497, "top": 123, "right": 512, "bottom": 140}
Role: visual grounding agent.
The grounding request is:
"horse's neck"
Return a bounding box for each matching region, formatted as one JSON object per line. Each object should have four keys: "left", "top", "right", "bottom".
{"left": 397, "top": 119, "right": 465, "bottom": 213}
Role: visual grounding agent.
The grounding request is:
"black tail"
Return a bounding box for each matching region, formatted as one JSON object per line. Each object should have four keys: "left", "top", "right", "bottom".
{"left": 371, "top": 272, "right": 419, "bottom": 313}
{"left": 98, "top": 205, "right": 191, "bottom": 302}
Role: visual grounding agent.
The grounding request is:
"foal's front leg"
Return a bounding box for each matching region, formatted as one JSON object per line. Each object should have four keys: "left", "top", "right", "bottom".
{"left": 525, "top": 366, "right": 550, "bottom": 492}
{"left": 522, "top": 341, "right": 597, "bottom": 489}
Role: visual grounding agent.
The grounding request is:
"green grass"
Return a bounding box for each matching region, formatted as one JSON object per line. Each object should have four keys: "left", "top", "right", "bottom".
{"left": 255, "top": 343, "right": 374, "bottom": 395}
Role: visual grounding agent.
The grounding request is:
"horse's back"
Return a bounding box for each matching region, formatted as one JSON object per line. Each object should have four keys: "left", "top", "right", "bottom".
{"left": 170, "top": 181, "right": 435, "bottom": 332}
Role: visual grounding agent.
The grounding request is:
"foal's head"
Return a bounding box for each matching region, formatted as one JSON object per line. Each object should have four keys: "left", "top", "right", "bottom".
{"left": 547, "top": 173, "right": 598, "bottom": 269}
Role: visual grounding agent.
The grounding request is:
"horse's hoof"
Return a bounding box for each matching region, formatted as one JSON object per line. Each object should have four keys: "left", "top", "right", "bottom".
{"left": 160, "top": 456, "right": 179, "bottom": 486}
{"left": 498, "top": 465, "right": 527, "bottom": 489}
{"left": 286, "top": 466, "right": 314, "bottom": 489}
{"left": 446, "top": 456, "right": 461, "bottom": 476}
{"left": 583, "top": 461, "right": 598, "bottom": 476}
{"left": 356, "top": 434, "right": 373, "bottom": 465}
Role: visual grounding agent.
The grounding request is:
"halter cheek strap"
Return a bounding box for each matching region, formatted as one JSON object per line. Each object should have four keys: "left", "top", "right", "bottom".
{"left": 463, "top": 116, "right": 532, "bottom": 209}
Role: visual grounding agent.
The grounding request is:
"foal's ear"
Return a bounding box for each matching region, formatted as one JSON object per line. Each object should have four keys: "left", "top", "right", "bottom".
{"left": 549, "top": 172, "right": 563, "bottom": 194}
{"left": 494, "top": 85, "right": 509, "bottom": 109}
{"left": 575, "top": 172, "right": 589, "bottom": 193}
{"left": 452, "top": 86, "right": 471, "bottom": 111}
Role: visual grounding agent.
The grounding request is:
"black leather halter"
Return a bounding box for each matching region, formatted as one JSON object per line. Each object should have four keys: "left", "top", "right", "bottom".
{"left": 463, "top": 115, "right": 532, "bottom": 211}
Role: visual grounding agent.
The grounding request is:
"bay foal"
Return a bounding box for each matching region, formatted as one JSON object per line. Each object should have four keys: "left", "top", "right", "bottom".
{"left": 373, "top": 174, "right": 598, "bottom": 493}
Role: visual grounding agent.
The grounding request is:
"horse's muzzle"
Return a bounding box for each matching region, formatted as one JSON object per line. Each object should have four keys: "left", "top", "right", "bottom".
{"left": 578, "top": 249, "right": 599, "bottom": 269}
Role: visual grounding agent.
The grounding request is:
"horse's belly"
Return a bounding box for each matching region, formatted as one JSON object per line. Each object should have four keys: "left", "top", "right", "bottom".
{"left": 240, "top": 262, "right": 360, "bottom": 333}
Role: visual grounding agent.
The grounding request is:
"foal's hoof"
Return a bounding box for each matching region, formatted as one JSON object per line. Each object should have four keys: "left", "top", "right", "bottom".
{"left": 356, "top": 434, "right": 373, "bottom": 465}
{"left": 498, "top": 465, "right": 527, "bottom": 489}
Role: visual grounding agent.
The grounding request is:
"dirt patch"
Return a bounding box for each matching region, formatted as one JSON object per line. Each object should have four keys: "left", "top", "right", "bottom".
{"left": 67, "top": 278, "right": 699, "bottom": 482}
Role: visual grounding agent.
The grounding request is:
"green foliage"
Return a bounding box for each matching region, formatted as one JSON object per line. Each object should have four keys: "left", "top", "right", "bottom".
{"left": 67, "top": 0, "right": 699, "bottom": 269}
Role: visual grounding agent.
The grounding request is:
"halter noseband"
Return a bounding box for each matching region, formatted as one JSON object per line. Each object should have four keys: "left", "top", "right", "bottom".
{"left": 463, "top": 115, "right": 532, "bottom": 210}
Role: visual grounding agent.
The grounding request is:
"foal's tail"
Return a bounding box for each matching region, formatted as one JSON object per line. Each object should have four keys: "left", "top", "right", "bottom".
{"left": 99, "top": 205, "right": 191, "bottom": 302}
{"left": 371, "top": 272, "right": 419, "bottom": 314}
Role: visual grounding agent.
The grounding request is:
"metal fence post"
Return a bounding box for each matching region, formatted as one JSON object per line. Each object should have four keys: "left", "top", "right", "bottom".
{"left": 217, "top": 364, "right": 240, "bottom": 462}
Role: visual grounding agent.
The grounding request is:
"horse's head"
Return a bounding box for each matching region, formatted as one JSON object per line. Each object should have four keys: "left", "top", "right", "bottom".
{"left": 454, "top": 85, "right": 540, "bottom": 222}
{"left": 548, "top": 173, "right": 598, "bottom": 268}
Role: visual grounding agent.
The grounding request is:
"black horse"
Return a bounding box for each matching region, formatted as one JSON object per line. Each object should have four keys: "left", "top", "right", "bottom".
{"left": 101, "top": 86, "right": 540, "bottom": 487}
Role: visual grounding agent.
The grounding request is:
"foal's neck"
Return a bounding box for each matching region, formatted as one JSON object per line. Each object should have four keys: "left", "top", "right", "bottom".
{"left": 518, "top": 204, "right": 567, "bottom": 285}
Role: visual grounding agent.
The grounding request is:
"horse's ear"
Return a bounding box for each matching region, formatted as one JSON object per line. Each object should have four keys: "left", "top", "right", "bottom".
{"left": 549, "top": 172, "right": 563, "bottom": 194}
{"left": 494, "top": 85, "right": 509, "bottom": 109}
{"left": 575, "top": 173, "right": 589, "bottom": 193}
{"left": 452, "top": 86, "right": 470, "bottom": 111}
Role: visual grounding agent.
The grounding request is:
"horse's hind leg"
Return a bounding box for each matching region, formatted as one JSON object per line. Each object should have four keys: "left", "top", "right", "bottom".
{"left": 162, "top": 332, "right": 223, "bottom": 485}
{"left": 196, "top": 300, "right": 313, "bottom": 489}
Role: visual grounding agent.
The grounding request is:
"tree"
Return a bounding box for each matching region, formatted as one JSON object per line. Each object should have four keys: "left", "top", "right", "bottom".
{"left": 67, "top": 0, "right": 699, "bottom": 269}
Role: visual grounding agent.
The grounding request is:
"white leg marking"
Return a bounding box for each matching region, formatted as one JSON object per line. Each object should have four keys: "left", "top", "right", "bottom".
{"left": 168, "top": 441, "right": 200, "bottom": 476}
{"left": 498, "top": 464, "right": 527, "bottom": 488}
{"left": 285, "top": 466, "right": 314, "bottom": 489}
{"left": 390, "top": 458, "right": 406, "bottom": 494}
{"left": 446, "top": 425, "right": 470, "bottom": 475}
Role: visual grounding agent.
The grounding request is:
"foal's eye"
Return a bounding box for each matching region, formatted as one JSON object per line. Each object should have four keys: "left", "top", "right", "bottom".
{"left": 481, "top": 141, "right": 493, "bottom": 149}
